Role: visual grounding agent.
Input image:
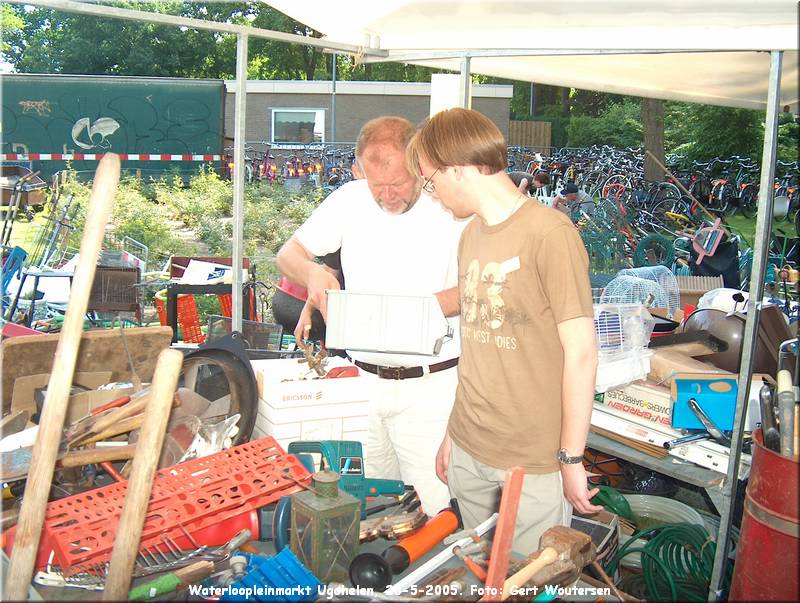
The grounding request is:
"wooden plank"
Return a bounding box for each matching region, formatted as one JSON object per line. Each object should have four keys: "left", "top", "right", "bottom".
{"left": 1, "top": 326, "right": 173, "bottom": 413}
{"left": 508, "top": 120, "right": 552, "bottom": 148}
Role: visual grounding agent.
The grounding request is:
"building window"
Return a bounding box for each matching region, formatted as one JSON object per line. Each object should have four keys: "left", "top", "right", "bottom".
{"left": 271, "top": 109, "right": 325, "bottom": 145}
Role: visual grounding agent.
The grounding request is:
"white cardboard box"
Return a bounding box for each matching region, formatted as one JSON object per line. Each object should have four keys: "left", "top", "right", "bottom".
{"left": 250, "top": 357, "right": 371, "bottom": 451}
{"left": 325, "top": 290, "right": 452, "bottom": 355}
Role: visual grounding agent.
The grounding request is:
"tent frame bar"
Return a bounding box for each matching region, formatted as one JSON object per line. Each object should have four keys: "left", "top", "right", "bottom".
{"left": 708, "top": 49, "right": 783, "bottom": 600}
{"left": 8, "top": 0, "right": 388, "bottom": 57}
{"left": 360, "top": 48, "right": 747, "bottom": 63}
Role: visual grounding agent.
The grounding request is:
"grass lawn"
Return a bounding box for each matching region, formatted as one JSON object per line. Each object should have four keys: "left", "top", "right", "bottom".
{"left": 725, "top": 212, "right": 795, "bottom": 249}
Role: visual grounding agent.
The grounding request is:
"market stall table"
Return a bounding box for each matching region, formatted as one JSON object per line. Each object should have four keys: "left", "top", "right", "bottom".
{"left": 587, "top": 431, "right": 727, "bottom": 513}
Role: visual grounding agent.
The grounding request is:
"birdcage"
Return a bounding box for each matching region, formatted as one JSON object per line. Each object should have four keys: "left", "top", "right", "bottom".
{"left": 599, "top": 275, "right": 668, "bottom": 311}
{"left": 593, "top": 303, "right": 655, "bottom": 393}
{"left": 615, "top": 266, "right": 680, "bottom": 318}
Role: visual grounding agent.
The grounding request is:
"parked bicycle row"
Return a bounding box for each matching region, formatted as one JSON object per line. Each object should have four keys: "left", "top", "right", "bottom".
{"left": 507, "top": 145, "right": 797, "bottom": 222}
{"left": 221, "top": 142, "right": 356, "bottom": 190}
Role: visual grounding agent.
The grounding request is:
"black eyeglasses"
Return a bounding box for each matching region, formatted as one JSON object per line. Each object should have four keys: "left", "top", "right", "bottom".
{"left": 421, "top": 167, "right": 440, "bottom": 194}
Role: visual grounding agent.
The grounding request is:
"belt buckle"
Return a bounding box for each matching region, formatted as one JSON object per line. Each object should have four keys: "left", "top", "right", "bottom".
{"left": 378, "top": 365, "right": 404, "bottom": 380}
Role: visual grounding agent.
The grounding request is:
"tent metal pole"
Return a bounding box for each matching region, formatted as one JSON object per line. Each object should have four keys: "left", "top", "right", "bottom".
{"left": 331, "top": 53, "right": 337, "bottom": 144}
{"left": 459, "top": 55, "right": 472, "bottom": 108}
{"left": 231, "top": 32, "right": 248, "bottom": 333}
{"left": 708, "top": 49, "right": 783, "bottom": 601}
{"left": 9, "top": 0, "right": 386, "bottom": 57}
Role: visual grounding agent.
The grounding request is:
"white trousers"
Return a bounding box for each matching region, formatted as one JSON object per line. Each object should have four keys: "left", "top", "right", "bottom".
{"left": 364, "top": 366, "right": 457, "bottom": 516}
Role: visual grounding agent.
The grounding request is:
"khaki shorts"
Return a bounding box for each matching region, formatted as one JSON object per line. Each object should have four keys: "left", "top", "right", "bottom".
{"left": 448, "top": 439, "right": 572, "bottom": 555}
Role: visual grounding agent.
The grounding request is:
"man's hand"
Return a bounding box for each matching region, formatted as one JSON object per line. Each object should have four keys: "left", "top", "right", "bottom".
{"left": 293, "top": 301, "right": 317, "bottom": 349}
{"left": 435, "top": 432, "right": 452, "bottom": 484}
{"left": 560, "top": 462, "right": 603, "bottom": 515}
{"left": 517, "top": 177, "right": 530, "bottom": 195}
{"left": 307, "top": 264, "right": 341, "bottom": 320}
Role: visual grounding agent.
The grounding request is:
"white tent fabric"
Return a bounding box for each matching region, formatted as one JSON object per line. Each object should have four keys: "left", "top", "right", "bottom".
{"left": 265, "top": 0, "right": 799, "bottom": 110}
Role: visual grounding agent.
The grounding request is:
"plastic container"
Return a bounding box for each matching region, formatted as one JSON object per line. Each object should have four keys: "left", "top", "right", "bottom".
{"left": 618, "top": 494, "right": 705, "bottom": 570}
{"left": 153, "top": 288, "right": 205, "bottom": 343}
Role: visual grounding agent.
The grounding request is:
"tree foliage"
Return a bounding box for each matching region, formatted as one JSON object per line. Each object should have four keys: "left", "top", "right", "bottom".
{"left": 2, "top": 2, "right": 439, "bottom": 83}
{"left": 566, "top": 101, "right": 643, "bottom": 148}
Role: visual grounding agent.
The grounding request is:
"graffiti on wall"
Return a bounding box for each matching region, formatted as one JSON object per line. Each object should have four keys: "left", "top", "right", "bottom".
{"left": 2, "top": 79, "right": 223, "bottom": 178}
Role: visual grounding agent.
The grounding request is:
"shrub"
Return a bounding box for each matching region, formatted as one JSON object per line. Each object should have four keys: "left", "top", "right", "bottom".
{"left": 566, "top": 101, "right": 643, "bottom": 149}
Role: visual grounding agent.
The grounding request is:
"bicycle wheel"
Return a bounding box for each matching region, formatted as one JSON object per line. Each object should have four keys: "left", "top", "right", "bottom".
{"left": 633, "top": 233, "right": 675, "bottom": 268}
{"left": 602, "top": 174, "right": 632, "bottom": 199}
{"left": 739, "top": 185, "right": 759, "bottom": 219}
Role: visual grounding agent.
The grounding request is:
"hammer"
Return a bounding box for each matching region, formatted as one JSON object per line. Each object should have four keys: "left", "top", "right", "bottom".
{"left": 500, "top": 526, "right": 594, "bottom": 601}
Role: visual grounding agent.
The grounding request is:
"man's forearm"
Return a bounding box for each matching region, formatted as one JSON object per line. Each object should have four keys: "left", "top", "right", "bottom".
{"left": 276, "top": 237, "right": 318, "bottom": 288}
{"left": 435, "top": 287, "right": 461, "bottom": 317}
{"left": 557, "top": 317, "right": 598, "bottom": 456}
{"left": 560, "top": 354, "right": 596, "bottom": 456}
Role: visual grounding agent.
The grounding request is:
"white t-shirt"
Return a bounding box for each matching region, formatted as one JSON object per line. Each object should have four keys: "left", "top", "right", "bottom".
{"left": 295, "top": 179, "right": 467, "bottom": 366}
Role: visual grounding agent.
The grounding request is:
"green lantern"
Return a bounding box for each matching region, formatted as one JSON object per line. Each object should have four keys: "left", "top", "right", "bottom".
{"left": 290, "top": 470, "right": 361, "bottom": 583}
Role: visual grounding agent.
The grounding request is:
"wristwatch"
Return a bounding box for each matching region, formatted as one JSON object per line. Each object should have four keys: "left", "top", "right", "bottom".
{"left": 557, "top": 448, "right": 584, "bottom": 465}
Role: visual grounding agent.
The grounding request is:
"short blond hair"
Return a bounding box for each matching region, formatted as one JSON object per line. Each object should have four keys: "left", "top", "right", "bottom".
{"left": 356, "top": 116, "right": 416, "bottom": 164}
{"left": 407, "top": 108, "right": 507, "bottom": 176}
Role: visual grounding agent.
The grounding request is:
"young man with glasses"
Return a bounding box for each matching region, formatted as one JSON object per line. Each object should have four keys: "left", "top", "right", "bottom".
{"left": 276, "top": 116, "right": 465, "bottom": 516}
{"left": 407, "top": 108, "right": 602, "bottom": 554}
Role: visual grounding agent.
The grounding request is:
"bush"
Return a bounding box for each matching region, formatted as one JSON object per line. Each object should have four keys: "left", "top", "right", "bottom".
{"left": 566, "top": 101, "right": 643, "bottom": 148}
{"left": 158, "top": 167, "right": 232, "bottom": 227}
{"left": 60, "top": 169, "right": 195, "bottom": 264}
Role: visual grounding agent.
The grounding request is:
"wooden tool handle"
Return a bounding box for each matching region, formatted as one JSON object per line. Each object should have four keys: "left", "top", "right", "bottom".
{"left": 70, "top": 390, "right": 151, "bottom": 446}
{"left": 4, "top": 153, "right": 120, "bottom": 601}
{"left": 500, "top": 547, "right": 559, "bottom": 601}
{"left": 103, "top": 348, "right": 183, "bottom": 600}
{"left": 59, "top": 444, "right": 137, "bottom": 468}
{"left": 777, "top": 369, "right": 796, "bottom": 457}
{"left": 78, "top": 414, "right": 146, "bottom": 446}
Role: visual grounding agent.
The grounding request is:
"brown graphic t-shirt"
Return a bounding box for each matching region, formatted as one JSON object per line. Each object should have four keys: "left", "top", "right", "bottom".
{"left": 448, "top": 201, "right": 593, "bottom": 473}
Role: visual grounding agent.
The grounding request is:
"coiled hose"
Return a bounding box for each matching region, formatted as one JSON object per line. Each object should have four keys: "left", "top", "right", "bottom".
{"left": 605, "top": 523, "right": 733, "bottom": 602}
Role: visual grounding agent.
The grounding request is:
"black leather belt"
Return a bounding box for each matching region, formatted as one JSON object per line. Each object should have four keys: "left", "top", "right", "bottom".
{"left": 352, "top": 357, "right": 459, "bottom": 380}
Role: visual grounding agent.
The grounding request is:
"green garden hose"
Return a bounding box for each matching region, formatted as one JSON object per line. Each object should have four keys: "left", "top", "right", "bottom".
{"left": 605, "top": 523, "right": 733, "bottom": 602}
{"left": 592, "top": 484, "right": 635, "bottom": 522}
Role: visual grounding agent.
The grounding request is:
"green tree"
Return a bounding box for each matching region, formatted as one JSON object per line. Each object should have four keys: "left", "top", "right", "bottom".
{"left": 0, "top": 4, "right": 23, "bottom": 56}
{"left": 665, "top": 103, "right": 763, "bottom": 161}
{"left": 566, "top": 100, "right": 643, "bottom": 148}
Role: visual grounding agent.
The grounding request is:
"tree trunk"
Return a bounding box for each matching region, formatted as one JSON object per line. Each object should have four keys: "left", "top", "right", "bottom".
{"left": 560, "top": 87, "right": 571, "bottom": 117}
{"left": 642, "top": 97, "right": 665, "bottom": 182}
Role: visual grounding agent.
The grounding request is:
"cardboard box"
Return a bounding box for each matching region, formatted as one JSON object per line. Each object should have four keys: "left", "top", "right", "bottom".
{"left": 601, "top": 380, "right": 673, "bottom": 427}
{"left": 572, "top": 509, "right": 620, "bottom": 582}
{"left": 674, "top": 275, "right": 724, "bottom": 309}
{"left": 325, "top": 290, "right": 452, "bottom": 355}
{"left": 10, "top": 372, "right": 134, "bottom": 427}
{"left": 250, "top": 357, "right": 371, "bottom": 452}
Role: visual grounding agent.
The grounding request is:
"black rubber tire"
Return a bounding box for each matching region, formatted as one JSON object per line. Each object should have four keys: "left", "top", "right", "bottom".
{"left": 739, "top": 185, "right": 759, "bottom": 219}
{"left": 180, "top": 349, "right": 258, "bottom": 445}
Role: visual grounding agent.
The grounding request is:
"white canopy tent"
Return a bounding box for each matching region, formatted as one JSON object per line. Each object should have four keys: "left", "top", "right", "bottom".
{"left": 265, "top": 0, "right": 798, "bottom": 110}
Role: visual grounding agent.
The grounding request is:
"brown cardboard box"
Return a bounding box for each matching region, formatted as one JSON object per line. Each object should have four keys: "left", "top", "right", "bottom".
{"left": 573, "top": 509, "right": 620, "bottom": 582}
{"left": 10, "top": 372, "right": 134, "bottom": 427}
{"left": 601, "top": 380, "right": 672, "bottom": 428}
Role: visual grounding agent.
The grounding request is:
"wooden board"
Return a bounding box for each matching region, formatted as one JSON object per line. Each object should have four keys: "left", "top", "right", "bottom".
{"left": 1, "top": 326, "right": 173, "bottom": 413}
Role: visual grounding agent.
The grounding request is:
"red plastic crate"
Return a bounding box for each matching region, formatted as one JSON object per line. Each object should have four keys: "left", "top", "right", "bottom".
{"left": 217, "top": 292, "right": 232, "bottom": 318}
{"left": 154, "top": 294, "right": 205, "bottom": 343}
{"left": 2, "top": 437, "right": 309, "bottom": 574}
